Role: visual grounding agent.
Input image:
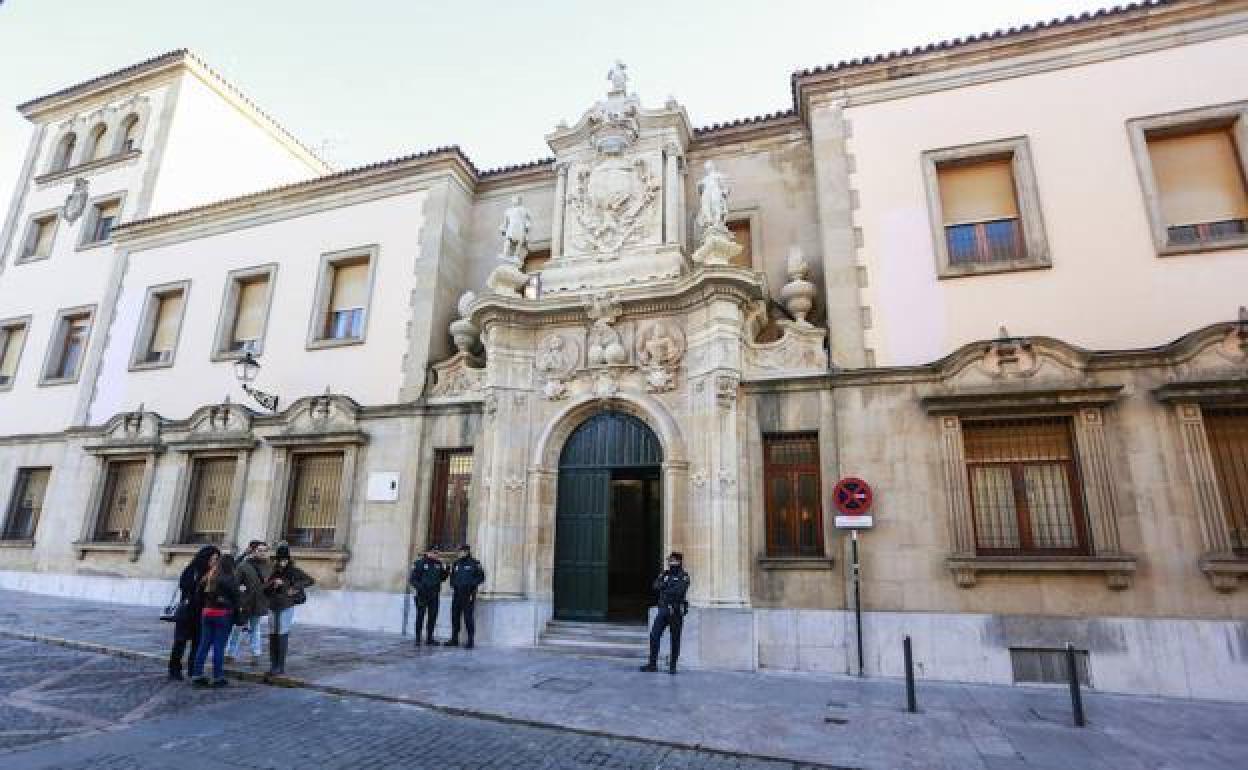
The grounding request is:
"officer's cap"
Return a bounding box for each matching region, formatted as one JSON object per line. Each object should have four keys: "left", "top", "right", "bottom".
{"left": 668, "top": 551, "right": 683, "bottom": 561}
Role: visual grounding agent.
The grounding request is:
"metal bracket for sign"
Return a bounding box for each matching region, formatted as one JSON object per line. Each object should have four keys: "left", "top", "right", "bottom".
{"left": 242, "top": 383, "right": 279, "bottom": 412}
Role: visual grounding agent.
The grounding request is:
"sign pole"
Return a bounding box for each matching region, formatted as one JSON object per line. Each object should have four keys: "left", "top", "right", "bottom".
{"left": 852, "top": 529, "right": 863, "bottom": 677}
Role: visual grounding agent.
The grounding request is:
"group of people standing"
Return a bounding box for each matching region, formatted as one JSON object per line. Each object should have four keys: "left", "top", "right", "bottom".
{"left": 167, "top": 540, "right": 314, "bottom": 687}
{"left": 409, "top": 543, "right": 485, "bottom": 647}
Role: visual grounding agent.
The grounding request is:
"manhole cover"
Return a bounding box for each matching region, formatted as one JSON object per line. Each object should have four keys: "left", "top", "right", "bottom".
{"left": 533, "top": 677, "right": 593, "bottom": 694}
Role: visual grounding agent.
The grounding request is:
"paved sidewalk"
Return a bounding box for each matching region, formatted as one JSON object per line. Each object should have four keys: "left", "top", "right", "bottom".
{"left": 1, "top": 590, "right": 1246, "bottom": 769}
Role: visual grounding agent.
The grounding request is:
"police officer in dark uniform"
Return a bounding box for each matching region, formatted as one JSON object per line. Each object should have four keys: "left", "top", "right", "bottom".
{"left": 446, "top": 543, "right": 486, "bottom": 649}
{"left": 640, "top": 551, "right": 690, "bottom": 674}
{"left": 409, "top": 549, "right": 448, "bottom": 646}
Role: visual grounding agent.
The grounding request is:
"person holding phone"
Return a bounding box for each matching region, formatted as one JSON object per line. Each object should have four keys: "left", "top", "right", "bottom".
{"left": 640, "top": 552, "right": 690, "bottom": 675}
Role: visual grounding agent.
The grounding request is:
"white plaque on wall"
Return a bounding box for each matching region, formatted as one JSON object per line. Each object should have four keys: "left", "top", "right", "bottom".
{"left": 367, "top": 472, "right": 400, "bottom": 503}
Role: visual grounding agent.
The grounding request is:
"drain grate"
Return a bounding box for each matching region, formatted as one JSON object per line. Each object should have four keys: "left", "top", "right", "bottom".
{"left": 533, "top": 677, "right": 593, "bottom": 694}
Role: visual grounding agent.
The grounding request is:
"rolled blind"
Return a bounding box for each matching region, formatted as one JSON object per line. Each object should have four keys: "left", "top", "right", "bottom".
{"left": 232, "top": 279, "right": 268, "bottom": 342}
{"left": 329, "top": 262, "right": 368, "bottom": 311}
{"left": 938, "top": 159, "right": 1020, "bottom": 225}
{"left": 1148, "top": 129, "right": 1248, "bottom": 226}
{"left": 150, "top": 293, "right": 183, "bottom": 352}
{"left": 963, "top": 418, "right": 1073, "bottom": 463}
{"left": 1, "top": 326, "right": 25, "bottom": 377}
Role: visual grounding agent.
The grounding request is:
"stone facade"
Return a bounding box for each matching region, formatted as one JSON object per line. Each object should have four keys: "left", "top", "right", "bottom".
{"left": 2, "top": 3, "right": 1248, "bottom": 701}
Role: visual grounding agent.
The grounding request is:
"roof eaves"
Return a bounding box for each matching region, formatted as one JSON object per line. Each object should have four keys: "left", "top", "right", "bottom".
{"left": 17, "top": 49, "right": 191, "bottom": 116}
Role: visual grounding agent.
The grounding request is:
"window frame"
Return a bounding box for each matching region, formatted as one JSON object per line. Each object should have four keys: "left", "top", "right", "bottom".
{"left": 77, "top": 192, "right": 126, "bottom": 250}
{"left": 2, "top": 467, "right": 52, "bottom": 543}
{"left": 128, "top": 280, "right": 190, "bottom": 371}
{"left": 725, "top": 208, "right": 761, "bottom": 270}
{"left": 39, "top": 304, "right": 96, "bottom": 386}
{"left": 306, "top": 245, "right": 379, "bottom": 350}
{"left": 87, "top": 123, "right": 110, "bottom": 162}
{"left": 17, "top": 208, "right": 61, "bottom": 264}
{"left": 761, "top": 432, "right": 826, "bottom": 558}
{"left": 921, "top": 136, "right": 1051, "bottom": 279}
{"left": 427, "top": 447, "right": 474, "bottom": 551}
{"left": 0, "top": 315, "right": 32, "bottom": 393}
{"left": 211, "top": 264, "right": 278, "bottom": 361}
{"left": 75, "top": 451, "right": 159, "bottom": 561}
{"left": 50, "top": 132, "right": 77, "bottom": 173}
{"left": 1127, "top": 101, "right": 1248, "bottom": 256}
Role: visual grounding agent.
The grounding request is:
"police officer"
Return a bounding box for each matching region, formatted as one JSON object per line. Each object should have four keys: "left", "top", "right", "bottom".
{"left": 446, "top": 543, "right": 486, "bottom": 649}
{"left": 409, "top": 549, "right": 448, "bottom": 646}
{"left": 640, "top": 551, "right": 690, "bottom": 674}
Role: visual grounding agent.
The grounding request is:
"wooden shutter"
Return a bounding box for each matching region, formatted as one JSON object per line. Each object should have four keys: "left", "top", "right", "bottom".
{"left": 1, "top": 325, "right": 25, "bottom": 381}
{"left": 1148, "top": 128, "right": 1248, "bottom": 227}
{"left": 429, "top": 449, "right": 473, "bottom": 550}
{"left": 286, "top": 452, "right": 343, "bottom": 547}
{"left": 329, "top": 262, "right": 368, "bottom": 311}
{"left": 938, "top": 159, "right": 1020, "bottom": 225}
{"left": 763, "top": 434, "right": 823, "bottom": 557}
{"left": 149, "top": 293, "right": 183, "bottom": 354}
{"left": 183, "top": 457, "right": 235, "bottom": 544}
{"left": 1205, "top": 408, "right": 1248, "bottom": 552}
{"left": 232, "top": 278, "right": 268, "bottom": 343}
{"left": 96, "top": 460, "right": 145, "bottom": 541}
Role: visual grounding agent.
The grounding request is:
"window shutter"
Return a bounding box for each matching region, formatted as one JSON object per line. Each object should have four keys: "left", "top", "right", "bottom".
{"left": 1148, "top": 129, "right": 1248, "bottom": 226}
{"left": 1, "top": 326, "right": 25, "bottom": 378}
{"left": 938, "top": 159, "right": 1020, "bottom": 225}
{"left": 329, "top": 262, "right": 368, "bottom": 311}
{"left": 232, "top": 279, "right": 268, "bottom": 343}
{"left": 150, "top": 294, "right": 183, "bottom": 352}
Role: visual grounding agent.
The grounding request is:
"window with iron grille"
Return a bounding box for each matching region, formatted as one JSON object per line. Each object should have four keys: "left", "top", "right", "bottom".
{"left": 1204, "top": 407, "right": 1248, "bottom": 556}
{"left": 963, "top": 417, "right": 1089, "bottom": 555}
{"left": 428, "top": 449, "right": 473, "bottom": 551}
{"left": 181, "top": 456, "right": 236, "bottom": 545}
{"left": 1010, "top": 647, "right": 1090, "bottom": 687}
{"left": 763, "top": 433, "right": 824, "bottom": 557}
{"left": 4, "top": 468, "right": 50, "bottom": 540}
{"left": 284, "top": 452, "right": 343, "bottom": 548}
{"left": 95, "top": 459, "right": 145, "bottom": 542}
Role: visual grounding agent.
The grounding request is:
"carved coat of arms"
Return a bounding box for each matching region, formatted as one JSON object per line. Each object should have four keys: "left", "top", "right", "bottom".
{"left": 62, "top": 178, "right": 89, "bottom": 223}
{"left": 567, "top": 157, "right": 660, "bottom": 254}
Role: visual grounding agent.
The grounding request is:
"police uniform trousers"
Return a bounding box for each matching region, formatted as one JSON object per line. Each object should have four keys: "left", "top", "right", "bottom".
{"left": 648, "top": 604, "right": 683, "bottom": 666}
{"left": 414, "top": 590, "right": 439, "bottom": 640}
{"left": 450, "top": 589, "right": 476, "bottom": 642}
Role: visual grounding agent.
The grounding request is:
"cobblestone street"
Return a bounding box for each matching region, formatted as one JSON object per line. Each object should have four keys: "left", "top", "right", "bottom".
{"left": 0, "top": 638, "right": 829, "bottom": 770}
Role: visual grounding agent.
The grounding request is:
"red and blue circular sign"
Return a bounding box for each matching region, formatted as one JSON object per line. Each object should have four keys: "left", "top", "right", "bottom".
{"left": 832, "top": 477, "right": 873, "bottom": 516}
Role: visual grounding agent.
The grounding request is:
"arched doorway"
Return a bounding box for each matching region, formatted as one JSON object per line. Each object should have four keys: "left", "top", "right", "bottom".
{"left": 553, "top": 410, "right": 662, "bottom": 622}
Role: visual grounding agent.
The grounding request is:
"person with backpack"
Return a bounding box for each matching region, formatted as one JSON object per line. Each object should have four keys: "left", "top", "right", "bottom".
{"left": 225, "top": 540, "right": 271, "bottom": 666}
{"left": 191, "top": 552, "right": 240, "bottom": 687}
{"left": 168, "top": 545, "right": 219, "bottom": 681}
{"left": 263, "top": 543, "right": 314, "bottom": 679}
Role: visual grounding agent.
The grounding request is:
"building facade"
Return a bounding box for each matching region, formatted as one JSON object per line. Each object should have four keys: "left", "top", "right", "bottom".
{"left": 1, "top": 1, "right": 1247, "bottom": 700}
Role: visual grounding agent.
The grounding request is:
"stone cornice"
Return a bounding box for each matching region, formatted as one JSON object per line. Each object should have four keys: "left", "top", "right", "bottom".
{"left": 920, "top": 385, "right": 1125, "bottom": 415}
{"left": 1154, "top": 378, "right": 1248, "bottom": 405}
{"left": 33, "top": 150, "right": 141, "bottom": 186}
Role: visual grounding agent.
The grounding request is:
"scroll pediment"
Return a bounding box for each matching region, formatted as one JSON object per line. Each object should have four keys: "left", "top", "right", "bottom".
{"left": 279, "top": 392, "right": 361, "bottom": 436}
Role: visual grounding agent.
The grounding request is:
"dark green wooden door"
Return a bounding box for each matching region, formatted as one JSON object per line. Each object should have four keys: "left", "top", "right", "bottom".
{"left": 553, "top": 411, "right": 662, "bottom": 621}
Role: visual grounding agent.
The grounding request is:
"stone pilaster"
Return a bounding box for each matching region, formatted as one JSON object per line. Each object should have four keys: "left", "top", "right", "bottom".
{"left": 551, "top": 162, "right": 569, "bottom": 258}
{"left": 938, "top": 416, "right": 975, "bottom": 557}
{"left": 1072, "top": 407, "right": 1125, "bottom": 554}
{"left": 663, "top": 144, "right": 684, "bottom": 248}
{"left": 1174, "top": 403, "right": 1234, "bottom": 554}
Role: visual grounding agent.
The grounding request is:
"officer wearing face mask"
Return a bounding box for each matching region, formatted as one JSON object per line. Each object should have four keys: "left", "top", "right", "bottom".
{"left": 640, "top": 551, "right": 690, "bottom": 675}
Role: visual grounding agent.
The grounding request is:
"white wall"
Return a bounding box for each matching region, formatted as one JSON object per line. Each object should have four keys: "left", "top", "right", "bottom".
{"left": 88, "top": 189, "right": 429, "bottom": 422}
{"left": 845, "top": 34, "right": 1248, "bottom": 366}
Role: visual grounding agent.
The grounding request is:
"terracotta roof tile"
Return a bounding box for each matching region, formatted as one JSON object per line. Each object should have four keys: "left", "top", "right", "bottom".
{"left": 17, "top": 49, "right": 189, "bottom": 113}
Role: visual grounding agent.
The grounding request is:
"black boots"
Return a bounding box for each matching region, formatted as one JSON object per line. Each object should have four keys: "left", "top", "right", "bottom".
{"left": 639, "top": 661, "right": 658, "bottom": 672}
{"left": 445, "top": 637, "right": 460, "bottom": 647}
{"left": 465, "top": 637, "right": 474, "bottom": 650}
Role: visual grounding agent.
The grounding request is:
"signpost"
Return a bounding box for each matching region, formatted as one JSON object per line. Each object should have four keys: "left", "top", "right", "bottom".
{"left": 833, "top": 477, "right": 874, "bottom": 677}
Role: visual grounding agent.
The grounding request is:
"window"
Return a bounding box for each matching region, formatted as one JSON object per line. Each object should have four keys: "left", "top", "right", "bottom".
{"left": 763, "top": 433, "right": 824, "bottom": 557}
{"left": 1147, "top": 128, "right": 1248, "bottom": 246}
{"left": 181, "top": 456, "right": 236, "bottom": 545}
{"left": 88, "top": 124, "right": 109, "bottom": 162}
{"left": 94, "top": 459, "right": 146, "bottom": 542}
{"left": 131, "top": 283, "right": 187, "bottom": 368}
{"left": 0, "top": 317, "right": 30, "bottom": 390}
{"left": 726, "top": 218, "right": 753, "bottom": 268}
{"left": 923, "top": 138, "right": 1049, "bottom": 277}
{"left": 1010, "top": 648, "right": 1090, "bottom": 687}
{"left": 81, "top": 197, "right": 123, "bottom": 247}
{"left": 41, "top": 307, "right": 94, "bottom": 384}
{"left": 308, "top": 246, "right": 377, "bottom": 349}
{"left": 20, "top": 213, "right": 58, "bottom": 261}
{"left": 285, "top": 452, "right": 344, "bottom": 548}
{"left": 963, "top": 417, "right": 1088, "bottom": 555}
{"left": 213, "top": 266, "right": 275, "bottom": 358}
{"left": 120, "top": 114, "right": 141, "bottom": 152}
{"left": 3, "top": 468, "right": 50, "bottom": 541}
{"left": 429, "top": 449, "right": 473, "bottom": 550}
{"left": 51, "top": 133, "right": 77, "bottom": 171}
{"left": 1204, "top": 407, "right": 1248, "bottom": 556}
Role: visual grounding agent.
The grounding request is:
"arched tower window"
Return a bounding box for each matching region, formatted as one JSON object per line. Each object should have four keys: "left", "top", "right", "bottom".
{"left": 120, "top": 114, "right": 141, "bottom": 152}
{"left": 88, "top": 124, "right": 110, "bottom": 161}
{"left": 52, "top": 133, "right": 77, "bottom": 171}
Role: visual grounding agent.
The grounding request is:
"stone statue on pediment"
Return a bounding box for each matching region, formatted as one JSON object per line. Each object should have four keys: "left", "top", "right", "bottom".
{"left": 607, "top": 60, "right": 628, "bottom": 97}
{"left": 499, "top": 195, "right": 532, "bottom": 260}
{"left": 696, "top": 161, "right": 730, "bottom": 234}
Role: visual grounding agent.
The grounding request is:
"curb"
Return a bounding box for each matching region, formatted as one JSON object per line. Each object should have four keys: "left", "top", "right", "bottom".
{"left": 0, "top": 628, "right": 857, "bottom": 770}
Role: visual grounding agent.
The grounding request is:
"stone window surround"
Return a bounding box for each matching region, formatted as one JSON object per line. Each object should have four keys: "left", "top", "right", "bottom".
{"left": 158, "top": 436, "right": 256, "bottom": 564}
{"left": 128, "top": 279, "right": 190, "bottom": 371}
{"left": 210, "top": 263, "right": 278, "bottom": 361}
{"left": 0, "top": 314, "right": 32, "bottom": 394}
{"left": 41, "top": 103, "right": 149, "bottom": 179}
{"left": 1155, "top": 379, "right": 1248, "bottom": 592}
{"left": 76, "top": 191, "right": 127, "bottom": 251}
{"left": 305, "top": 245, "right": 379, "bottom": 351}
{"left": 74, "top": 443, "right": 163, "bottom": 562}
{"left": 921, "top": 136, "right": 1051, "bottom": 279}
{"left": 15, "top": 207, "right": 62, "bottom": 264}
{"left": 264, "top": 431, "right": 367, "bottom": 572}
{"left": 922, "top": 385, "right": 1136, "bottom": 589}
{"left": 725, "top": 206, "right": 762, "bottom": 270}
{"left": 38, "top": 304, "right": 96, "bottom": 387}
{"left": 1127, "top": 101, "right": 1248, "bottom": 257}
{"left": 0, "top": 465, "right": 52, "bottom": 548}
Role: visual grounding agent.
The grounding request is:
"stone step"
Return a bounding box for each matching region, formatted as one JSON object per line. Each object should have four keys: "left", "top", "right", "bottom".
{"left": 543, "top": 623, "right": 648, "bottom": 641}
{"left": 536, "top": 636, "right": 647, "bottom": 660}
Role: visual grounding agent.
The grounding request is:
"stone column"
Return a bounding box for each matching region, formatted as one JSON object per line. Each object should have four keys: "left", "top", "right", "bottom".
{"left": 551, "top": 163, "right": 569, "bottom": 258}
{"left": 1175, "top": 403, "right": 1234, "bottom": 554}
{"left": 663, "top": 144, "right": 684, "bottom": 248}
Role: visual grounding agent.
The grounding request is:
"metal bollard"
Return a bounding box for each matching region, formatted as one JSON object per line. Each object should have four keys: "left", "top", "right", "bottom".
{"left": 903, "top": 635, "right": 917, "bottom": 713}
{"left": 1066, "top": 643, "right": 1085, "bottom": 727}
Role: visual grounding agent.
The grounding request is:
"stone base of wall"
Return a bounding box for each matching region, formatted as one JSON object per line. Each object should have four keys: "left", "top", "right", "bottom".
{"left": 4, "top": 570, "right": 1243, "bottom": 701}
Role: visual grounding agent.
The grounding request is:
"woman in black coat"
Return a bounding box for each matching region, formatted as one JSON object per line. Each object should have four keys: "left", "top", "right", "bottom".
{"left": 168, "top": 545, "right": 219, "bottom": 680}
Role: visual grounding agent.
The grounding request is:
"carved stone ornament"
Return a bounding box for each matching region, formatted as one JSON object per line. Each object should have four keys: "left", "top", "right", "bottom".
{"left": 483, "top": 391, "right": 499, "bottom": 419}
{"left": 586, "top": 293, "right": 628, "bottom": 366}
{"left": 487, "top": 261, "right": 530, "bottom": 296}
{"left": 715, "top": 372, "right": 739, "bottom": 410}
{"left": 567, "top": 157, "right": 660, "bottom": 254}
{"left": 593, "top": 370, "right": 619, "bottom": 399}
{"left": 779, "top": 247, "right": 817, "bottom": 326}
{"left": 449, "top": 291, "right": 481, "bottom": 355}
{"left": 1217, "top": 305, "right": 1248, "bottom": 362}
{"left": 636, "top": 320, "right": 685, "bottom": 392}
{"left": 979, "top": 327, "right": 1039, "bottom": 379}
{"left": 187, "top": 399, "right": 252, "bottom": 436}
{"left": 499, "top": 195, "right": 532, "bottom": 259}
{"left": 692, "top": 228, "right": 743, "bottom": 266}
{"left": 428, "top": 352, "right": 487, "bottom": 399}
{"left": 743, "top": 320, "right": 829, "bottom": 377}
{"left": 62, "top": 178, "right": 89, "bottom": 223}
{"left": 535, "top": 333, "right": 579, "bottom": 400}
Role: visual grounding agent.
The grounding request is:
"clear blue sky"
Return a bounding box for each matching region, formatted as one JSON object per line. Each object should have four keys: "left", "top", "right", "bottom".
{"left": 0, "top": 0, "right": 1104, "bottom": 209}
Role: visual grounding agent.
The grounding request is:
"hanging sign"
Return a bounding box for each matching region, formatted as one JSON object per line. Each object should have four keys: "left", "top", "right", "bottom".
{"left": 833, "top": 477, "right": 874, "bottom": 529}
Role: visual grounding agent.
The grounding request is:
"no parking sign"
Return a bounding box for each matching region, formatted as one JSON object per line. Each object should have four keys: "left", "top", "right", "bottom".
{"left": 832, "top": 477, "right": 874, "bottom": 529}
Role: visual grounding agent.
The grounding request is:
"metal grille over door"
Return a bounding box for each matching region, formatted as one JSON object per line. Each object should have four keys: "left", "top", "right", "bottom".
{"left": 96, "top": 460, "right": 145, "bottom": 542}
{"left": 286, "top": 452, "right": 343, "bottom": 548}
{"left": 184, "top": 457, "right": 236, "bottom": 544}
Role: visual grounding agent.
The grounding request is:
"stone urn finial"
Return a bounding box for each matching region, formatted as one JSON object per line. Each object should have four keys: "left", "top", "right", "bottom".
{"left": 780, "top": 246, "right": 817, "bottom": 326}
{"left": 449, "top": 291, "right": 480, "bottom": 354}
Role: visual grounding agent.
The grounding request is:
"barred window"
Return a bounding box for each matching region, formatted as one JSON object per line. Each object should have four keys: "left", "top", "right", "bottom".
{"left": 285, "top": 452, "right": 343, "bottom": 548}
{"left": 4, "top": 468, "right": 50, "bottom": 540}
{"left": 1204, "top": 407, "right": 1248, "bottom": 555}
{"left": 95, "top": 459, "right": 145, "bottom": 542}
{"left": 428, "top": 449, "right": 473, "bottom": 551}
{"left": 963, "top": 418, "right": 1088, "bottom": 555}
{"left": 763, "top": 433, "right": 823, "bottom": 557}
{"left": 181, "top": 457, "right": 235, "bottom": 545}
